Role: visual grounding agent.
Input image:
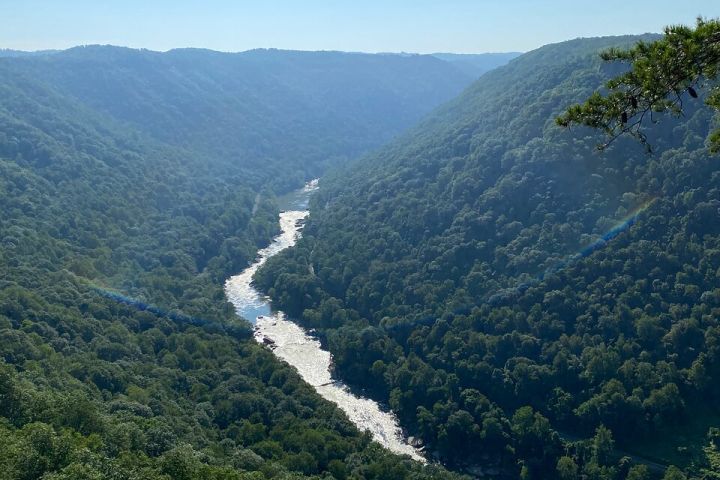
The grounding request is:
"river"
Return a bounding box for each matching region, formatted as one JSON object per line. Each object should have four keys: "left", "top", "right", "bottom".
{"left": 224, "top": 179, "right": 423, "bottom": 461}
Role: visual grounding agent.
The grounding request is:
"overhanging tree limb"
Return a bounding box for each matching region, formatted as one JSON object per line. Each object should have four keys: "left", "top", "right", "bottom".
{"left": 557, "top": 17, "right": 720, "bottom": 152}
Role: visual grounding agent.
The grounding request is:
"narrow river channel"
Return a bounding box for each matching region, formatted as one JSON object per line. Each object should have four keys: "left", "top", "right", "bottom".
{"left": 224, "top": 179, "right": 423, "bottom": 461}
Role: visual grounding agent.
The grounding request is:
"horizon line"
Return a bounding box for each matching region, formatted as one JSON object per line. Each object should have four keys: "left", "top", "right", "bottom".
{"left": 0, "top": 44, "right": 528, "bottom": 56}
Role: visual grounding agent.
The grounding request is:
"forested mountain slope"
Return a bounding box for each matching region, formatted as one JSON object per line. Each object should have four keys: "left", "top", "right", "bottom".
{"left": 256, "top": 35, "right": 720, "bottom": 478}
{"left": 2, "top": 46, "right": 477, "bottom": 189}
{"left": 431, "top": 52, "right": 522, "bottom": 78}
{"left": 0, "top": 48, "right": 476, "bottom": 478}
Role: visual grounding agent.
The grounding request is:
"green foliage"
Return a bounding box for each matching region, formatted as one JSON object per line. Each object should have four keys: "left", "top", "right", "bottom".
{"left": 662, "top": 466, "right": 687, "bottom": 480}
{"left": 557, "top": 17, "right": 720, "bottom": 152}
{"left": 700, "top": 429, "right": 720, "bottom": 479}
{"left": 2, "top": 46, "right": 474, "bottom": 192}
{"left": 256, "top": 34, "right": 720, "bottom": 478}
{"left": 556, "top": 456, "right": 579, "bottom": 480}
{"left": 0, "top": 48, "right": 474, "bottom": 479}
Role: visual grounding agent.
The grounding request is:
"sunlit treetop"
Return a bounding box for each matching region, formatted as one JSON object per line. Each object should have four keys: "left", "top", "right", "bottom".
{"left": 557, "top": 17, "right": 720, "bottom": 152}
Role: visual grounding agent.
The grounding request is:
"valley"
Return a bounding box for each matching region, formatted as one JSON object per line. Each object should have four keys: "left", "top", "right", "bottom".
{"left": 0, "top": 47, "right": 479, "bottom": 480}
{"left": 1, "top": 12, "right": 720, "bottom": 480}
{"left": 225, "top": 180, "right": 422, "bottom": 461}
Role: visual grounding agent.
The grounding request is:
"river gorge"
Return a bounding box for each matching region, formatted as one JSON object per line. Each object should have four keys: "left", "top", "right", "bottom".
{"left": 224, "top": 180, "right": 423, "bottom": 462}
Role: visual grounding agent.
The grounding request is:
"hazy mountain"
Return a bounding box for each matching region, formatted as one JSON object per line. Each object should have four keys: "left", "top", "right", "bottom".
{"left": 1, "top": 45, "right": 480, "bottom": 189}
{"left": 0, "top": 48, "right": 59, "bottom": 57}
{"left": 432, "top": 51, "right": 522, "bottom": 77}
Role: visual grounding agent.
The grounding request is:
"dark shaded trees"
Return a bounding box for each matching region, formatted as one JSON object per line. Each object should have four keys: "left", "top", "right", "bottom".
{"left": 256, "top": 33, "right": 720, "bottom": 478}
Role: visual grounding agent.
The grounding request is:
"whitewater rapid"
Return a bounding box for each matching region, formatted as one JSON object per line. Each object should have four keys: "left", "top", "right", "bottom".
{"left": 224, "top": 180, "right": 423, "bottom": 461}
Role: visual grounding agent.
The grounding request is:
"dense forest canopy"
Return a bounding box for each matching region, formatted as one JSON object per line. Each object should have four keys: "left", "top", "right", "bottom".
{"left": 0, "top": 47, "right": 486, "bottom": 479}
{"left": 256, "top": 33, "right": 720, "bottom": 479}
{"left": 2, "top": 46, "right": 479, "bottom": 190}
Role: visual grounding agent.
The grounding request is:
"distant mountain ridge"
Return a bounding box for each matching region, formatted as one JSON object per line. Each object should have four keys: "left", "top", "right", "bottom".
{"left": 0, "top": 48, "right": 60, "bottom": 57}
{"left": 0, "top": 45, "right": 483, "bottom": 190}
{"left": 431, "top": 52, "right": 522, "bottom": 77}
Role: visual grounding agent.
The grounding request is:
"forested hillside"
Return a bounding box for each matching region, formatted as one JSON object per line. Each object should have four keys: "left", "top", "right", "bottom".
{"left": 3, "top": 46, "right": 477, "bottom": 190}
{"left": 431, "top": 53, "right": 522, "bottom": 78}
{"left": 0, "top": 48, "right": 478, "bottom": 478}
{"left": 256, "top": 35, "right": 720, "bottom": 478}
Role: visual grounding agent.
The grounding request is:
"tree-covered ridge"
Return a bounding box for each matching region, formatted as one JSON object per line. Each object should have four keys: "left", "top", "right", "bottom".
{"left": 1, "top": 46, "right": 478, "bottom": 191}
{"left": 430, "top": 53, "right": 522, "bottom": 78}
{"left": 255, "top": 35, "right": 720, "bottom": 478}
{"left": 0, "top": 275, "right": 464, "bottom": 480}
{"left": 0, "top": 48, "right": 478, "bottom": 478}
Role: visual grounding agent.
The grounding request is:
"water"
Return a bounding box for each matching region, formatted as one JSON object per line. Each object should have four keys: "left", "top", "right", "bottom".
{"left": 224, "top": 179, "right": 423, "bottom": 461}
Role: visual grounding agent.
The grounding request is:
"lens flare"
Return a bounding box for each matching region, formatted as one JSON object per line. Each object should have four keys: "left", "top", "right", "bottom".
{"left": 383, "top": 197, "right": 658, "bottom": 332}
{"left": 487, "top": 196, "right": 658, "bottom": 305}
{"left": 87, "top": 282, "right": 249, "bottom": 337}
{"left": 542, "top": 196, "right": 657, "bottom": 279}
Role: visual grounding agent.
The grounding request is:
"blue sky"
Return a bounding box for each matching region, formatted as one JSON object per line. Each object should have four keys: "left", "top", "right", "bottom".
{"left": 2, "top": 0, "right": 719, "bottom": 53}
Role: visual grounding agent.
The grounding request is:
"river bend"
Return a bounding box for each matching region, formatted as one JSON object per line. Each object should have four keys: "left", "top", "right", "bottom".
{"left": 224, "top": 180, "right": 423, "bottom": 461}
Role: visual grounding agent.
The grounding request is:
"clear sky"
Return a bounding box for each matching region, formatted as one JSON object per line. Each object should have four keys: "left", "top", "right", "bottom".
{"left": 2, "top": 0, "right": 719, "bottom": 54}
